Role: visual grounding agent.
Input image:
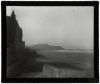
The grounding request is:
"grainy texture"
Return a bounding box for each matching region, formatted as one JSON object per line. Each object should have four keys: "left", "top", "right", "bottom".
{"left": 42, "top": 64, "right": 94, "bottom": 78}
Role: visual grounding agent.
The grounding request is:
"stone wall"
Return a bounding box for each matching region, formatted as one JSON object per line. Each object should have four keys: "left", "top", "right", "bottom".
{"left": 42, "top": 64, "right": 94, "bottom": 78}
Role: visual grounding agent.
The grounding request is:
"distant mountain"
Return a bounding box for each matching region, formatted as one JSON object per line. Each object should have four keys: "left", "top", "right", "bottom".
{"left": 29, "top": 44, "right": 65, "bottom": 51}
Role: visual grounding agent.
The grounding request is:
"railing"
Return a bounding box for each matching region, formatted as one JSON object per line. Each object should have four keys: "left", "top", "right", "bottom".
{"left": 43, "top": 64, "right": 94, "bottom": 78}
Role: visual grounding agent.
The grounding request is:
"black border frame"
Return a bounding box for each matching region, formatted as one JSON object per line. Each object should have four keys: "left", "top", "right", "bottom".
{"left": 1, "top": 1, "right": 99, "bottom": 83}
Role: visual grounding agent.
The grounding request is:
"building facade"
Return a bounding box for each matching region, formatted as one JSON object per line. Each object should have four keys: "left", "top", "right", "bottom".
{"left": 6, "top": 11, "right": 25, "bottom": 66}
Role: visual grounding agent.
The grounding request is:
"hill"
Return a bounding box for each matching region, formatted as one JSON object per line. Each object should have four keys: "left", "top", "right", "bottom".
{"left": 28, "top": 44, "right": 65, "bottom": 51}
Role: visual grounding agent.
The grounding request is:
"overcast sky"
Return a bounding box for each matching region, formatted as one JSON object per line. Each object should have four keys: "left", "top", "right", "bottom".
{"left": 6, "top": 6, "right": 93, "bottom": 49}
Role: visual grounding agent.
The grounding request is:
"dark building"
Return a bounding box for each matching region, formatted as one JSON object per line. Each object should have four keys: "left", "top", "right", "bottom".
{"left": 6, "top": 11, "right": 25, "bottom": 67}
{"left": 6, "top": 11, "right": 44, "bottom": 78}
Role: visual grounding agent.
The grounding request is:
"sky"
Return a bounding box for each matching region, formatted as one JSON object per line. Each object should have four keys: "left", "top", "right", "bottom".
{"left": 6, "top": 6, "right": 94, "bottom": 49}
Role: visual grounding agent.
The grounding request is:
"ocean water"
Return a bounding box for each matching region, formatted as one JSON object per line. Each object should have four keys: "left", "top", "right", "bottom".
{"left": 37, "top": 50, "right": 94, "bottom": 69}
{"left": 38, "top": 49, "right": 93, "bottom": 53}
{"left": 18, "top": 49, "right": 94, "bottom": 78}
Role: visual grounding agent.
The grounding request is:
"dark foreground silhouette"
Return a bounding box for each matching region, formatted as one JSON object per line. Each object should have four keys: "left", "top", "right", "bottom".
{"left": 7, "top": 55, "right": 44, "bottom": 78}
